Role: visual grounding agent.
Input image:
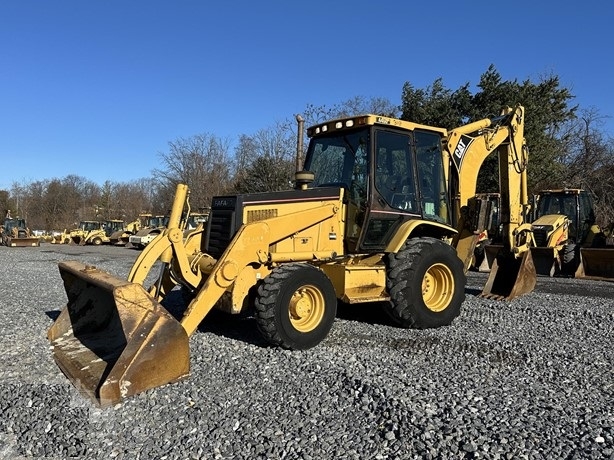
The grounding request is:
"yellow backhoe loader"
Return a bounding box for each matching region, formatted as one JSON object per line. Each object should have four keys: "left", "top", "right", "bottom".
{"left": 529, "top": 189, "right": 601, "bottom": 276}
{"left": 48, "top": 106, "right": 536, "bottom": 406}
{"left": 69, "top": 220, "right": 104, "bottom": 245}
{"left": 109, "top": 218, "right": 142, "bottom": 246}
{"left": 0, "top": 211, "right": 40, "bottom": 247}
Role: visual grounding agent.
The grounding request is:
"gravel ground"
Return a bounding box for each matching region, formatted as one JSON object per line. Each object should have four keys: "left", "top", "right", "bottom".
{"left": 0, "top": 243, "right": 612, "bottom": 460}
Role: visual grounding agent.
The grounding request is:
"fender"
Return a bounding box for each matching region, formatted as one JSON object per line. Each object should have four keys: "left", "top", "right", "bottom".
{"left": 385, "top": 219, "right": 457, "bottom": 254}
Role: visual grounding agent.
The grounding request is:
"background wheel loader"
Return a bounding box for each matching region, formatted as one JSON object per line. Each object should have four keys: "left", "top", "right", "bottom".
{"left": 48, "top": 106, "right": 537, "bottom": 406}
{"left": 531, "top": 188, "right": 614, "bottom": 280}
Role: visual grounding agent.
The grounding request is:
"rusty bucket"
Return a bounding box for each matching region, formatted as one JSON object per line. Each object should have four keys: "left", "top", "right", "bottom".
{"left": 48, "top": 261, "right": 189, "bottom": 407}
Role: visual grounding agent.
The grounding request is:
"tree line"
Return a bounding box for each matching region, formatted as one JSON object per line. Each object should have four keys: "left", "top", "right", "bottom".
{"left": 2, "top": 65, "right": 613, "bottom": 231}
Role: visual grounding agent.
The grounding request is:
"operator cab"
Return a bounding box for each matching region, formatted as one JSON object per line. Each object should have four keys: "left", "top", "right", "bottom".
{"left": 304, "top": 115, "right": 452, "bottom": 253}
{"left": 535, "top": 189, "right": 596, "bottom": 245}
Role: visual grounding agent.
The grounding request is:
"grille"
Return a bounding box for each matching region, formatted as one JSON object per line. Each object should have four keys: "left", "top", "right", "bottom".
{"left": 247, "top": 208, "right": 278, "bottom": 223}
{"left": 533, "top": 229, "right": 548, "bottom": 247}
{"left": 207, "top": 209, "right": 235, "bottom": 259}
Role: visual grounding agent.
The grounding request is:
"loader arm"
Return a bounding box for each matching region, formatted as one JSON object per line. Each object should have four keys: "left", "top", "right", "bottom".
{"left": 180, "top": 202, "right": 341, "bottom": 336}
{"left": 127, "top": 226, "right": 204, "bottom": 284}
{"left": 128, "top": 183, "right": 202, "bottom": 291}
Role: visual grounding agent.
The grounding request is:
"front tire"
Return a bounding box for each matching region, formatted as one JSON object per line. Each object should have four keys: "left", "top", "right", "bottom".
{"left": 255, "top": 263, "right": 337, "bottom": 350}
{"left": 385, "top": 237, "right": 465, "bottom": 329}
{"left": 561, "top": 241, "right": 578, "bottom": 276}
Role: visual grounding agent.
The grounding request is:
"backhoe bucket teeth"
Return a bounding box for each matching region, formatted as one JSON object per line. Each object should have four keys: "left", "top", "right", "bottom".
{"left": 481, "top": 250, "right": 537, "bottom": 301}
{"left": 47, "top": 261, "right": 189, "bottom": 407}
{"left": 575, "top": 248, "right": 614, "bottom": 281}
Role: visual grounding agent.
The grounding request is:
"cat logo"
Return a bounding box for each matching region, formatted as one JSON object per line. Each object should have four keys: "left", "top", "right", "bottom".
{"left": 453, "top": 135, "right": 473, "bottom": 168}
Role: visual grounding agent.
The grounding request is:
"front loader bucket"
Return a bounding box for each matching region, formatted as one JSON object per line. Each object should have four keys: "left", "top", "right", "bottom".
{"left": 47, "top": 261, "right": 189, "bottom": 407}
{"left": 481, "top": 250, "right": 537, "bottom": 301}
{"left": 8, "top": 237, "right": 40, "bottom": 247}
{"left": 575, "top": 248, "right": 614, "bottom": 281}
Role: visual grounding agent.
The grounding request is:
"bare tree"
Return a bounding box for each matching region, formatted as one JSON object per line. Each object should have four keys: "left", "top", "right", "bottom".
{"left": 557, "top": 108, "right": 614, "bottom": 225}
{"left": 233, "top": 121, "right": 296, "bottom": 193}
{"left": 153, "top": 133, "right": 233, "bottom": 210}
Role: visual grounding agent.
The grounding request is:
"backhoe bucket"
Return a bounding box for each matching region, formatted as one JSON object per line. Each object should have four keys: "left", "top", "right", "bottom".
{"left": 47, "top": 261, "right": 190, "bottom": 407}
{"left": 481, "top": 250, "right": 537, "bottom": 300}
{"left": 575, "top": 248, "right": 614, "bottom": 281}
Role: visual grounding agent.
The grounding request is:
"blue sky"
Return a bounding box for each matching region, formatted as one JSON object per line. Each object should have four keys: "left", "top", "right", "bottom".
{"left": 1, "top": 1, "right": 612, "bottom": 191}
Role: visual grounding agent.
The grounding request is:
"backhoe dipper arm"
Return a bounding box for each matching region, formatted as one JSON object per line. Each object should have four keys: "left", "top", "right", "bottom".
{"left": 447, "top": 106, "right": 527, "bottom": 210}
{"left": 447, "top": 106, "right": 530, "bottom": 268}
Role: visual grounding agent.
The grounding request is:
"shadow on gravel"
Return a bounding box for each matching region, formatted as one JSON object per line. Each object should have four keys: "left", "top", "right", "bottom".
{"left": 464, "top": 286, "right": 484, "bottom": 297}
{"left": 162, "top": 290, "right": 399, "bottom": 346}
{"left": 162, "top": 290, "right": 269, "bottom": 347}
{"left": 336, "top": 301, "right": 397, "bottom": 327}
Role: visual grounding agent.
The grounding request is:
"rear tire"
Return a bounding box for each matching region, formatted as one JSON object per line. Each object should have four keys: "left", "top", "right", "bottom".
{"left": 255, "top": 263, "right": 337, "bottom": 350}
{"left": 92, "top": 237, "right": 103, "bottom": 246}
{"left": 385, "top": 237, "right": 465, "bottom": 329}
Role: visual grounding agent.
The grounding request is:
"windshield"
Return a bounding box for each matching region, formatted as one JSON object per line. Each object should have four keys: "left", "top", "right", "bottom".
{"left": 81, "top": 221, "right": 99, "bottom": 231}
{"left": 151, "top": 216, "right": 168, "bottom": 227}
{"left": 304, "top": 129, "right": 368, "bottom": 191}
{"left": 106, "top": 221, "right": 124, "bottom": 233}
{"left": 3, "top": 219, "right": 24, "bottom": 231}
{"left": 537, "top": 194, "right": 577, "bottom": 229}
{"left": 536, "top": 193, "right": 583, "bottom": 242}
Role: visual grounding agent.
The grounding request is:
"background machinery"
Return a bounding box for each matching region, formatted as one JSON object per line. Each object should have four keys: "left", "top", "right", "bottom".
{"left": 69, "top": 220, "right": 104, "bottom": 245}
{"left": 51, "top": 229, "right": 72, "bottom": 244}
{"left": 48, "top": 106, "right": 537, "bottom": 406}
{"left": 127, "top": 214, "right": 169, "bottom": 249}
{"left": 529, "top": 189, "right": 600, "bottom": 276}
{"left": 109, "top": 218, "right": 142, "bottom": 246}
{"left": 0, "top": 211, "right": 40, "bottom": 247}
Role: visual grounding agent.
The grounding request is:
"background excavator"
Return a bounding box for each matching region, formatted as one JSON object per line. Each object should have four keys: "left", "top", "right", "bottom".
{"left": 48, "top": 106, "right": 537, "bottom": 406}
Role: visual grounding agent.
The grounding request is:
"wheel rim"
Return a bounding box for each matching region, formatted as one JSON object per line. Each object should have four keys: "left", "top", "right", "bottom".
{"left": 422, "top": 263, "right": 455, "bottom": 312}
{"left": 288, "top": 284, "right": 325, "bottom": 332}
